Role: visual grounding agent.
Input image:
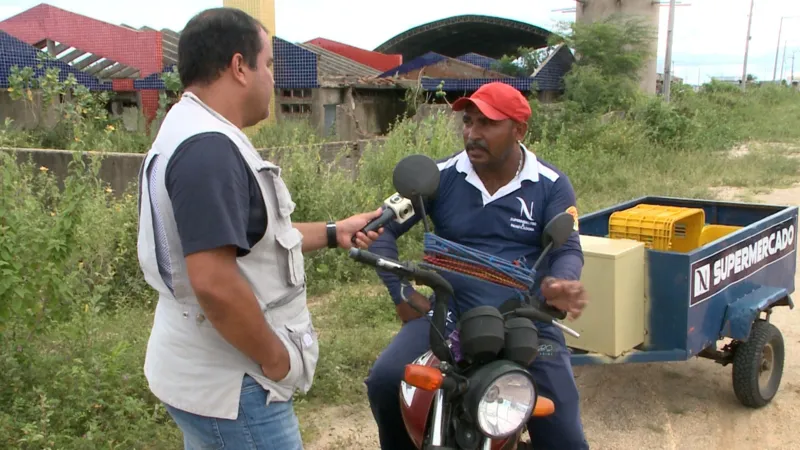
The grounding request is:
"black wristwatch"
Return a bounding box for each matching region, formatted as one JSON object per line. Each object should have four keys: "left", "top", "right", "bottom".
{"left": 326, "top": 221, "right": 338, "bottom": 248}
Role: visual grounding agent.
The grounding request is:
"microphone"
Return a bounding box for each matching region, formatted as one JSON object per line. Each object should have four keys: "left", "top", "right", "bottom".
{"left": 352, "top": 193, "right": 416, "bottom": 243}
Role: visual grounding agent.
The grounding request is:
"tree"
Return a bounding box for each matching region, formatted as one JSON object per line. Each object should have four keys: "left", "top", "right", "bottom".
{"left": 549, "top": 15, "right": 657, "bottom": 114}
{"left": 492, "top": 46, "right": 552, "bottom": 77}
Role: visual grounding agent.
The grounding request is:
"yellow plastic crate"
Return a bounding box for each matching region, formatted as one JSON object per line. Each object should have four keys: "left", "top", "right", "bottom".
{"left": 608, "top": 204, "right": 705, "bottom": 252}
{"left": 698, "top": 224, "right": 742, "bottom": 247}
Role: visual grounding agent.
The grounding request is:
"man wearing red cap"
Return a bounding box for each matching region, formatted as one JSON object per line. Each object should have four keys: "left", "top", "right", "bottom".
{"left": 366, "top": 82, "right": 589, "bottom": 449}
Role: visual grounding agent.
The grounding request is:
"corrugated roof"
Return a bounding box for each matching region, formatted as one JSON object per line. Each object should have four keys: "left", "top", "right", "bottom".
{"left": 296, "top": 42, "right": 380, "bottom": 78}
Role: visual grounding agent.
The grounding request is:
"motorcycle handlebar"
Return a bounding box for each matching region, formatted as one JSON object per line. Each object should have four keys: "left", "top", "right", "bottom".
{"left": 348, "top": 248, "right": 455, "bottom": 363}
{"left": 541, "top": 302, "right": 568, "bottom": 320}
{"left": 348, "top": 248, "right": 454, "bottom": 296}
{"left": 513, "top": 305, "right": 581, "bottom": 339}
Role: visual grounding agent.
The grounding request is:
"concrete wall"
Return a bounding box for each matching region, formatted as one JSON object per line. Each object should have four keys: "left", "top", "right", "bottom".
{"left": 1, "top": 90, "right": 149, "bottom": 132}
{"left": 276, "top": 87, "right": 404, "bottom": 141}
{"left": 0, "top": 91, "right": 63, "bottom": 129}
{"left": 10, "top": 147, "right": 148, "bottom": 195}
{"left": 576, "top": 0, "right": 660, "bottom": 95}
{"left": 2, "top": 138, "right": 387, "bottom": 197}
{"left": 337, "top": 89, "right": 405, "bottom": 140}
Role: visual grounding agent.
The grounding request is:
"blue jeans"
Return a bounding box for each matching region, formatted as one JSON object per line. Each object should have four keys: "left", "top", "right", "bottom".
{"left": 365, "top": 316, "right": 590, "bottom": 450}
{"left": 163, "top": 374, "right": 303, "bottom": 450}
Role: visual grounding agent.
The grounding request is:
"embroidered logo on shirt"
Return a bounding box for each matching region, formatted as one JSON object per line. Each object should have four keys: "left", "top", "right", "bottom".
{"left": 511, "top": 197, "right": 537, "bottom": 232}
{"left": 516, "top": 197, "right": 534, "bottom": 221}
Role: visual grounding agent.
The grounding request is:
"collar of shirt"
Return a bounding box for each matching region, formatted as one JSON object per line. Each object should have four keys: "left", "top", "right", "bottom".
{"left": 452, "top": 142, "right": 546, "bottom": 206}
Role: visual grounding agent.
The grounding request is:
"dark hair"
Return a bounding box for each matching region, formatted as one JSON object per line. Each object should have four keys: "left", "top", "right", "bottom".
{"left": 177, "top": 8, "right": 267, "bottom": 87}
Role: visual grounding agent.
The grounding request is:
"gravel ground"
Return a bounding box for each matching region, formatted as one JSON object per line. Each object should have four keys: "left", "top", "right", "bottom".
{"left": 306, "top": 184, "right": 800, "bottom": 450}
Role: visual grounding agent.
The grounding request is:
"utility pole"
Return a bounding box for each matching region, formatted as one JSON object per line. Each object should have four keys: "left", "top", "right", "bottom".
{"left": 781, "top": 40, "right": 787, "bottom": 81}
{"left": 773, "top": 17, "right": 784, "bottom": 81}
{"left": 741, "top": 0, "right": 755, "bottom": 91}
{"left": 773, "top": 17, "right": 799, "bottom": 82}
{"left": 663, "top": 0, "right": 678, "bottom": 101}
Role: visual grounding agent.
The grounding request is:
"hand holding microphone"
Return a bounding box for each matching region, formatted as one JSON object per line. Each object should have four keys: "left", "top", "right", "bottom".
{"left": 351, "top": 193, "right": 416, "bottom": 244}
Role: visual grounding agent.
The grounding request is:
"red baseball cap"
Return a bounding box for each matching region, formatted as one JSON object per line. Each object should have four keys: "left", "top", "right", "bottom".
{"left": 451, "top": 82, "right": 532, "bottom": 123}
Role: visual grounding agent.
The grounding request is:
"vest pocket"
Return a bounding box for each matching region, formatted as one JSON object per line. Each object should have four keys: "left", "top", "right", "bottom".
{"left": 284, "top": 319, "right": 319, "bottom": 394}
{"left": 271, "top": 173, "right": 296, "bottom": 218}
{"left": 275, "top": 228, "right": 306, "bottom": 286}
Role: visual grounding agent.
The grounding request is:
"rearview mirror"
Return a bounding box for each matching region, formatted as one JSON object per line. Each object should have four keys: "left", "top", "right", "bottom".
{"left": 541, "top": 212, "right": 575, "bottom": 249}
{"left": 392, "top": 154, "right": 440, "bottom": 200}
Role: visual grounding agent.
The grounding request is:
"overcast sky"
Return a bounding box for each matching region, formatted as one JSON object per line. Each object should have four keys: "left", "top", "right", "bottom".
{"left": 1, "top": 0, "right": 799, "bottom": 84}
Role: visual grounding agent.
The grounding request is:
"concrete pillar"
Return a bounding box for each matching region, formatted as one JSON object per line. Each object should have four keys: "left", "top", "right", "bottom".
{"left": 576, "top": 0, "right": 660, "bottom": 95}
{"left": 223, "top": 0, "right": 277, "bottom": 122}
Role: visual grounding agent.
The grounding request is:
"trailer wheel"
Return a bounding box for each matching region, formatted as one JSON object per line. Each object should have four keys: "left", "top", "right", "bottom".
{"left": 731, "top": 319, "right": 785, "bottom": 408}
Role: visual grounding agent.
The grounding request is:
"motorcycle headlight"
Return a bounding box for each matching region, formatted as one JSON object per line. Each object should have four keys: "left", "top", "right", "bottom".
{"left": 464, "top": 360, "right": 537, "bottom": 439}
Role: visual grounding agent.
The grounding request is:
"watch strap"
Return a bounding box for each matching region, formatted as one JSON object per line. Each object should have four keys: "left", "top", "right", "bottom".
{"left": 326, "top": 221, "right": 337, "bottom": 249}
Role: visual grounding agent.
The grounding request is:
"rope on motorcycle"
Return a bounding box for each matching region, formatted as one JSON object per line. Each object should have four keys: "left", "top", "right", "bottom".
{"left": 422, "top": 233, "right": 535, "bottom": 293}
{"left": 421, "top": 254, "right": 529, "bottom": 291}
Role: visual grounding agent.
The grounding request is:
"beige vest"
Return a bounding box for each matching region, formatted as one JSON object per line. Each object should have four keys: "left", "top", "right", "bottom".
{"left": 137, "top": 92, "right": 319, "bottom": 420}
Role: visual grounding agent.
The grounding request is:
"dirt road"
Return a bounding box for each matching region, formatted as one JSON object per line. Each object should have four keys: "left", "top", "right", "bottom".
{"left": 306, "top": 184, "right": 800, "bottom": 450}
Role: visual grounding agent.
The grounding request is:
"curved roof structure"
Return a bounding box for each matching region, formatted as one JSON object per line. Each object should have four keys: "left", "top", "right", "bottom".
{"left": 374, "top": 15, "right": 552, "bottom": 61}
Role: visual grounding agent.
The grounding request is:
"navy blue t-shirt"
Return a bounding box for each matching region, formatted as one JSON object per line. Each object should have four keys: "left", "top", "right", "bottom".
{"left": 369, "top": 147, "right": 584, "bottom": 316}
{"left": 164, "top": 132, "right": 267, "bottom": 257}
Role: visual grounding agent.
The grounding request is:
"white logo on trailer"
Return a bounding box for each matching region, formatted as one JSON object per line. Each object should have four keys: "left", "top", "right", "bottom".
{"left": 693, "top": 264, "right": 711, "bottom": 297}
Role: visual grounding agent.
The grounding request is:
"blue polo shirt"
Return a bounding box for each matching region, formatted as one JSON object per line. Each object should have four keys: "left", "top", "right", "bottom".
{"left": 369, "top": 145, "right": 584, "bottom": 316}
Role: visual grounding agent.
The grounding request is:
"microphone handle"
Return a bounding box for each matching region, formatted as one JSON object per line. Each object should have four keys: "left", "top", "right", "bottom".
{"left": 352, "top": 206, "right": 395, "bottom": 243}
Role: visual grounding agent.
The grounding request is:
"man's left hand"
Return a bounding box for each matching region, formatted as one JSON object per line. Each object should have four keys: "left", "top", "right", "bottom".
{"left": 336, "top": 208, "right": 384, "bottom": 249}
{"left": 540, "top": 276, "right": 588, "bottom": 320}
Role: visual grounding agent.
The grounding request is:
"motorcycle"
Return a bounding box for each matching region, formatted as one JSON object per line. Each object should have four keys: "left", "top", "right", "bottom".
{"left": 350, "top": 154, "right": 581, "bottom": 450}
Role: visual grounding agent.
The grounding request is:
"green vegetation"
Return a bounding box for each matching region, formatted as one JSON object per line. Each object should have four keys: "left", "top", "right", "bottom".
{"left": 1, "top": 16, "right": 800, "bottom": 449}
{"left": 492, "top": 45, "right": 551, "bottom": 77}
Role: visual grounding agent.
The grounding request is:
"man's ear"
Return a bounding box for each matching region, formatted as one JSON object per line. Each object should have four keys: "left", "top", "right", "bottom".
{"left": 230, "top": 53, "right": 248, "bottom": 87}
{"left": 514, "top": 121, "right": 528, "bottom": 142}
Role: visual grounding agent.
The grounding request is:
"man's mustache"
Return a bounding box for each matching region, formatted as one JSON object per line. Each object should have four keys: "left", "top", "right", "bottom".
{"left": 466, "top": 140, "right": 488, "bottom": 151}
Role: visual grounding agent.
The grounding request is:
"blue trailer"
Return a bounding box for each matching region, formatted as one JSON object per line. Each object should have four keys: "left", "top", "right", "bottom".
{"left": 570, "top": 196, "right": 798, "bottom": 408}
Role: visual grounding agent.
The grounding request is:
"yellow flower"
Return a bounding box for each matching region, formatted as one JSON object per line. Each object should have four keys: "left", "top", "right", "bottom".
{"left": 105, "top": 124, "right": 115, "bottom": 132}
{"left": 84, "top": 304, "right": 89, "bottom": 313}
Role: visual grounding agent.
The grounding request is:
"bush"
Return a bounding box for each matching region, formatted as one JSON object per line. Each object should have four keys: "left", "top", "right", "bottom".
{"left": 629, "top": 96, "right": 696, "bottom": 149}
{"left": 0, "top": 151, "right": 146, "bottom": 331}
